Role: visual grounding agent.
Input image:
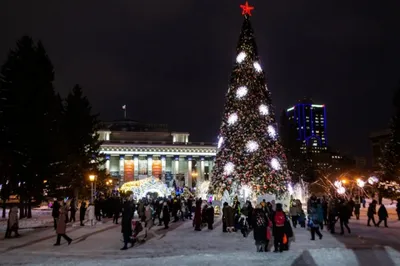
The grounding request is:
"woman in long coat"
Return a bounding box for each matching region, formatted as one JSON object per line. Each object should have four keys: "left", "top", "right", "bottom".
{"left": 223, "top": 202, "right": 235, "bottom": 232}
{"left": 194, "top": 199, "right": 202, "bottom": 231}
{"left": 121, "top": 201, "right": 133, "bottom": 250}
{"left": 54, "top": 206, "right": 72, "bottom": 246}
{"left": 5, "top": 206, "right": 19, "bottom": 238}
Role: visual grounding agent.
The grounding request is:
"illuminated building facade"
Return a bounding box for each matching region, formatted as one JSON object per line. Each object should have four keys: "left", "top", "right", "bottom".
{"left": 98, "top": 120, "right": 217, "bottom": 188}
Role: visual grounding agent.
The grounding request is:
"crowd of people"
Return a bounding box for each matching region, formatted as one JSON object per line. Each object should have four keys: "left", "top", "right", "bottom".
{"left": 3, "top": 192, "right": 400, "bottom": 252}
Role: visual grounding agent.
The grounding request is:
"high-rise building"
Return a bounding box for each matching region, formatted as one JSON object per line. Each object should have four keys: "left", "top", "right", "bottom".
{"left": 286, "top": 98, "right": 327, "bottom": 152}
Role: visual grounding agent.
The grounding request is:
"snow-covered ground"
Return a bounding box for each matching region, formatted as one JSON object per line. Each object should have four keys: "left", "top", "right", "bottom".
{"left": 0, "top": 199, "right": 399, "bottom": 265}
{"left": 0, "top": 211, "right": 399, "bottom": 266}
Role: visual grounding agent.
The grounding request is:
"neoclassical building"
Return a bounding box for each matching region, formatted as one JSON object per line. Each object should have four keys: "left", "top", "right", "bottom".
{"left": 98, "top": 120, "right": 217, "bottom": 188}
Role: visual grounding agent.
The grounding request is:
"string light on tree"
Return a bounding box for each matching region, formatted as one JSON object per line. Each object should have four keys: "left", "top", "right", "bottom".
{"left": 217, "top": 137, "right": 224, "bottom": 149}
{"left": 227, "top": 113, "right": 238, "bottom": 125}
{"left": 223, "top": 162, "right": 235, "bottom": 175}
{"left": 259, "top": 104, "right": 269, "bottom": 115}
{"left": 267, "top": 125, "right": 277, "bottom": 138}
{"left": 270, "top": 158, "right": 281, "bottom": 170}
{"left": 253, "top": 62, "right": 262, "bottom": 73}
{"left": 356, "top": 179, "right": 365, "bottom": 188}
{"left": 245, "top": 140, "right": 259, "bottom": 152}
{"left": 236, "top": 86, "right": 248, "bottom": 99}
{"left": 236, "top": 51, "right": 247, "bottom": 63}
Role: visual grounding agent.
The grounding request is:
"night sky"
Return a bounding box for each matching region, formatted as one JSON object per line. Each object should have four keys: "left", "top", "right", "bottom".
{"left": 2, "top": 0, "right": 400, "bottom": 158}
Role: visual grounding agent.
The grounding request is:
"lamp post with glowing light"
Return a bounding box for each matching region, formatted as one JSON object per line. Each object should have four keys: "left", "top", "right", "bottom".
{"left": 89, "top": 175, "right": 95, "bottom": 203}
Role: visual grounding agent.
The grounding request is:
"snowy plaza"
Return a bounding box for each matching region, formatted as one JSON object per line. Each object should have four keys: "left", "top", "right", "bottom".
{"left": 0, "top": 205, "right": 400, "bottom": 266}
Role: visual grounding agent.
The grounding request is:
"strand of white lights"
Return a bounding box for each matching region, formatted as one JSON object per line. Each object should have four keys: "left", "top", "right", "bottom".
{"left": 227, "top": 113, "right": 238, "bottom": 125}
{"left": 224, "top": 162, "right": 235, "bottom": 175}
{"left": 236, "top": 52, "right": 246, "bottom": 63}
{"left": 236, "top": 86, "right": 248, "bottom": 99}
{"left": 217, "top": 137, "right": 223, "bottom": 149}
{"left": 259, "top": 104, "right": 269, "bottom": 115}
{"left": 270, "top": 158, "right": 281, "bottom": 170}
{"left": 268, "top": 125, "right": 276, "bottom": 138}
{"left": 253, "top": 62, "right": 262, "bottom": 73}
{"left": 245, "top": 140, "right": 259, "bottom": 152}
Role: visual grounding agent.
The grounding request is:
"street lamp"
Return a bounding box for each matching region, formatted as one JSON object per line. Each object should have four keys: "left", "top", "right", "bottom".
{"left": 89, "top": 175, "right": 95, "bottom": 203}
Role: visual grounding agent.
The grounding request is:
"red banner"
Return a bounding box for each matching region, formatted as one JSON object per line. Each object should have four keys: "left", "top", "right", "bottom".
{"left": 124, "top": 160, "right": 134, "bottom": 182}
{"left": 152, "top": 160, "right": 162, "bottom": 178}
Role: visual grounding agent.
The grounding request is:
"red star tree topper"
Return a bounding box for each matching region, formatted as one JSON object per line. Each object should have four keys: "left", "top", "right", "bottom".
{"left": 240, "top": 1, "right": 254, "bottom": 16}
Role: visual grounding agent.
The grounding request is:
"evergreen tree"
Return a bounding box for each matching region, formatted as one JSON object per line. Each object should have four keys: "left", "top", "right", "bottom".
{"left": 380, "top": 86, "right": 400, "bottom": 181}
{"left": 61, "top": 85, "right": 105, "bottom": 197}
{"left": 0, "top": 36, "right": 62, "bottom": 217}
{"left": 209, "top": 3, "right": 290, "bottom": 199}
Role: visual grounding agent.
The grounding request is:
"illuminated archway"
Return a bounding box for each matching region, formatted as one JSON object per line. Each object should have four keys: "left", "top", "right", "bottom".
{"left": 120, "top": 177, "right": 172, "bottom": 199}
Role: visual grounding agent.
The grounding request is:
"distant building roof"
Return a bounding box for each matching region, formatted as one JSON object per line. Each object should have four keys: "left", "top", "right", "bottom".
{"left": 99, "top": 119, "right": 169, "bottom": 132}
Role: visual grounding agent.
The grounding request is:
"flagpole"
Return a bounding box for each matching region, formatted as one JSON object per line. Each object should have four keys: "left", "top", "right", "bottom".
{"left": 124, "top": 107, "right": 127, "bottom": 119}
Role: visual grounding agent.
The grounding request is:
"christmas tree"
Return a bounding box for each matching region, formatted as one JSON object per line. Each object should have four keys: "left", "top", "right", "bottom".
{"left": 209, "top": 2, "right": 290, "bottom": 200}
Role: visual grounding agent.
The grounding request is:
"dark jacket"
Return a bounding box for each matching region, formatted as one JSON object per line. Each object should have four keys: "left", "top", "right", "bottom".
{"left": 52, "top": 201, "right": 60, "bottom": 218}
{"left": 252, "top": 209, "right": 268, "bottom": 243}
{"left": 378, "top": 205, "right": 388, "bottom": 219}
{"left": 121, "top": 202, "right": 133, "bottom": 235}
{"left": 162, "top": 205, "right": 170, "bottom": 223}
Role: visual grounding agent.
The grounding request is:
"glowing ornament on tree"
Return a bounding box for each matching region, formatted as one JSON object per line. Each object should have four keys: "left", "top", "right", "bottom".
{"left": 236, "top": 86, "right": 248, "bottom": 99}
{"left": 227, "top": 113, "right": 238, "bottom": 125}
{"left": 224, "top": 162, "right": 235, "bottom": 175}
{"left": 259, "top": 104, "right": 269, "bottom": 115}
{"left": 253, "top": 62, "right": 262, "bottom": 73}
{"left": 334, "top": 180, "right": 342, "bottom": 188}
{"left": 337, "top": 187, "right": 346, "bottom": 195}
{"left": 267, "top": 125, "right": 277, "bottom": 138}
{"left": 356, "top": 179, "right": 365, "bottom": 188}
{"left": 368, "top": 176, "right": 378, "bottom": 185}
{"left": 245, "top": 140, "right": 259, "bottom": 152}
{"left": 236, "top": 52, "right": 247, "bottom": 63}
{"left": 217, "top": 137, "right": 224, "bottom": 149}
{"left": 270, "top": 158, "right": 281, "bottom": 170}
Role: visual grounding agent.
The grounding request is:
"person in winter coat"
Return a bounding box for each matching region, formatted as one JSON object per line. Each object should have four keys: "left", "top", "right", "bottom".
{"left": 194, "top": 199, "right": 202, "bottom": 231}
{"left": 94, "top": 199, "right": 101, "bottom": 221}
{"left": 120, "top": 201, "right": 133, "bottom": 250}
{"left": 377, "top": 204, "right": 389, "bottom": 227}
{"left": 87, "top": 203, "right": 95, "bottom": 226}
{"left": 162, "top": 202, "right": 170, "bottom": 229}
{"left": 316, "top": 199, "right": 324, "bottom": 230}
{"left": 396, "top": 198, "right": 400, "bottom": 220}
{"left": 52, "top": 200, "right": 60, "bottom": 230}
{"left": 54, "top": 206, "right": 72, "bottom": 246}
{"left": 69, "top": 198, "right": 77, "bottom": 223}
{"left": 143, "top": 204, "right": 153, "bottom": 238}
{"left": 206, "top": 204, "right": 215, "bottom": 230}
{"left": 289, "top": 201, "right": 300, "bottom": 228}
{"left": 252, "top": 205, "right": 268, "bottom": 252}
{"left": 339, "top": 201, "right": 351, "bottom": 234}
{"left": 282, "top": 214, "right": 294, "bottom": 250}
{"left": 354, "top": 196, "right": 361, "bottom": 220}
{"left": 367, "top": 200, "right": 377, "bottom": 226}
{"left": 113, "top": 198, "right": 121, "bottom": 224}
{"left": 272, "top": 203, "right": 286, "bottom": 252}
{"left": 79, "top": 202, "right": 87, "bottom": 226}
{"left": 222, "top": 202, "right": 235, "bottom": 232}
{"left": 308, "top": 212, "right": 323, "bottom": 241}
{"left": 5, "top": 206, "right": 19, "bottom": 238}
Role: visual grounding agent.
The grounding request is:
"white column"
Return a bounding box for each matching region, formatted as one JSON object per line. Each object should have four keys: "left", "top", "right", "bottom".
{"left": 187, "top": 158, "right": 192, "bottom": 188}
{"left": 105, "top": 155, "right": 110, "bottom": 174}
{"left": 119, "top": 155, "right": 125, "bottom": 184}
{"left": 147, "top": 156, "right": 153, "bottom": 177}
{"left": 200, "top": 158, "right": 205, "bottom": 182}
{"left": 161, "top": 156, "right": 166, "bottom": 181}
{"left": 133, "top": 156, "right": 139, "bottom": 180}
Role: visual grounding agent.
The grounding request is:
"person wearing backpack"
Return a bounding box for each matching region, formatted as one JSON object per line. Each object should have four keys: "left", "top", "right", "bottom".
{"left": 272, "top": 203, "right": 286, "bottom": 252}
